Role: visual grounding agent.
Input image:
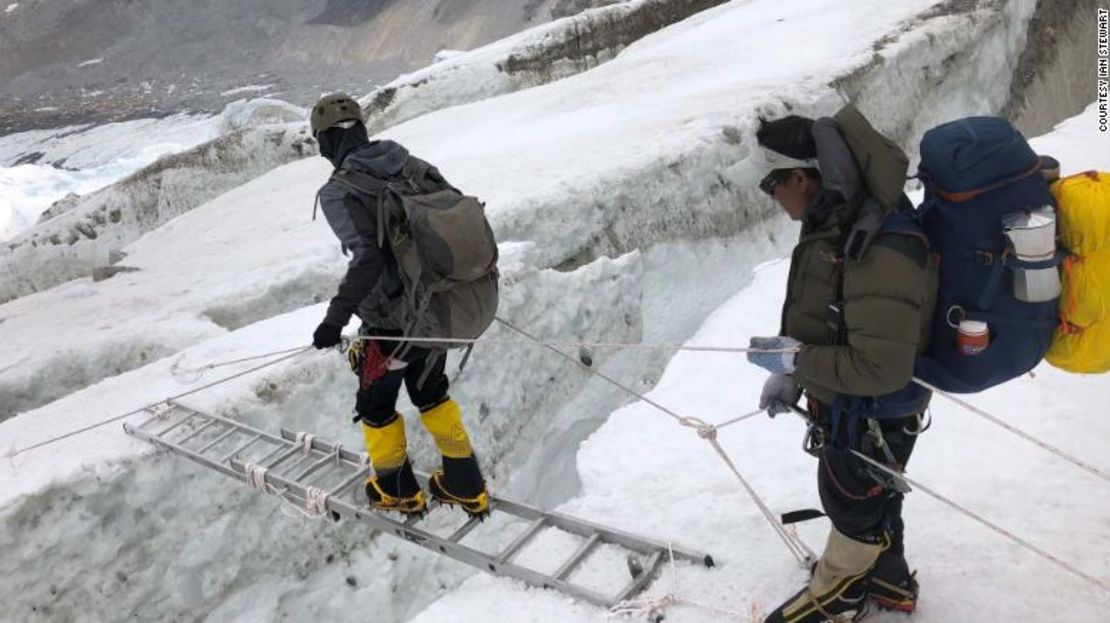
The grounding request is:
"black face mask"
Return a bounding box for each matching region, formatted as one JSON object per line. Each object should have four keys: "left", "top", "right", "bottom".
{"left": 316, "top": 122, "right": 370, "bottom": 168}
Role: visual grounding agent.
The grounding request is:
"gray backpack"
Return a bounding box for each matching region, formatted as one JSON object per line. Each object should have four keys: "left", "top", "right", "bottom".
{"left": 331, "top": 160, "right": 499, "bottom": 352}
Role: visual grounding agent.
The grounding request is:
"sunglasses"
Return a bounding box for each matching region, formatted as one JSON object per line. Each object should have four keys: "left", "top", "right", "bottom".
{"left": 759, "top": 171, "right": 790, "bottom": 197}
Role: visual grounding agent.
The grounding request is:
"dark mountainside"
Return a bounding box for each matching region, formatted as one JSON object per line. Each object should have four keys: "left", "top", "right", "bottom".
{"left": 0, "top": 0, "right": 620, "bottom": 134}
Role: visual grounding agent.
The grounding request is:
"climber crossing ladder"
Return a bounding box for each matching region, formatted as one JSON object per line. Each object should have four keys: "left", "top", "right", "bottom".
{"left": 123, "top": 400, "right": 715, "bottom": 608}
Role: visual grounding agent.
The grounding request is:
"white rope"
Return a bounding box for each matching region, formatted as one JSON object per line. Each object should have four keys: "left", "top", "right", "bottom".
{"left": 349, "top": 332, "right": 797, "bottom": 355}
{"left": 244, "top": 461, "right": 331, "bottom": 519}
{"left": 304, "top": 486, "right": 330, "bottom": 517}
{"left": 495, "top": 317, "right": 814, "bottom": 568}
{"left": 245, "top": 462, "right": 271, "bottom": 492}
{"left": 913, "top": 376, "right": 1110, "bottom": 485}
{"left": 9, "top": 348, "right": 313, "bottom": 458}
{"left": 848, "top": 448, "right": 1110, "bottom": 594}
{"left": 170, "top": 345, "right": 313, "bottom": 381}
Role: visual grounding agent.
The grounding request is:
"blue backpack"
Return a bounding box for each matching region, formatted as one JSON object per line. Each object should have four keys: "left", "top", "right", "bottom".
{"left": 829, "top": 116, "right": 1059, "bottom": 434}
{"left": 911, "top": 117, "right": 1059, "bottom": 394}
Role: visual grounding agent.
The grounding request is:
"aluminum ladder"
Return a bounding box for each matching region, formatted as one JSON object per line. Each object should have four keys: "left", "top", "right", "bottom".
{"left": 123, "top": 400, "right": 715, "bottom": 608}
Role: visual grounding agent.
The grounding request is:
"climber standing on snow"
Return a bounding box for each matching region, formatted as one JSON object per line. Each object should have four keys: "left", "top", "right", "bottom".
{"left": 308, "top": 93, "right": 496, "bottom": 518}
{"left": 745, "top": 107, "right": 938, "bottom": 622}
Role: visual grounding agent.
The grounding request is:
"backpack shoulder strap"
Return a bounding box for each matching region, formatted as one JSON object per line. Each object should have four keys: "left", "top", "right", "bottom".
{"left": 330, "top": 168, "right": 392, "bottom": 196}
{"left": 329, "top": 169, "right": 400, "bottom": 249}
{"left": 829, "top": 195, "right": 928, "bottom": 344}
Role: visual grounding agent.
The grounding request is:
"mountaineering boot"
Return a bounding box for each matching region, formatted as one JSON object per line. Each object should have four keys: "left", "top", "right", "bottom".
{"left": 419, "top": 399, "right": 490, "bottom": 517}
{"left": 763, "top": 579, "right": 869, "bottom": 623}
{"left": 428, "top": 456, "right": 490, "bottom": 517}
{"left": 361, "top": 414, "right": 426, "bottom": 515}
{"left": 764, "top": 529, "right": 887, "bottom": 623}
{"left": 365, "top": 459, "right": 426, "bottom": 515}
{"left": 866, "top": 550, "right": 918, "bottom": 613}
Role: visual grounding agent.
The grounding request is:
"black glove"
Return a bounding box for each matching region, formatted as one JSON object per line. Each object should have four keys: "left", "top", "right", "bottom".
{"left": 756, "top": 115, "right": 817, "bottom": 160}
{"left": 312, "top": 322, "right": 343, "bottom": 350}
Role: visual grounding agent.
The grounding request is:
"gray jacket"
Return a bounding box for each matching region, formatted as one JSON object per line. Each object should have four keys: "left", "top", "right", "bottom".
{"left": 318, "top": 140, "right": 413, "bottom": 329}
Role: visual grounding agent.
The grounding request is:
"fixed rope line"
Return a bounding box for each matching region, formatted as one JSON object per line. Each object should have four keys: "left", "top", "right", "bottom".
{"left": 6, "top": 347, "right": 314, "bottom": 458}
{"left": 348, "top": 332, "right": 795, "bottom": 355}
{"left": 171, "top": 345, "right": 312, "bottom": 380}
{"left": 847, "top": 446, "right": 1110, "bottom": 595}
{"left": 913, "top": 376, "right": 1110, "bottom": 486}
{"left": 495, "top": 317, "right": 815, "bottom": 567}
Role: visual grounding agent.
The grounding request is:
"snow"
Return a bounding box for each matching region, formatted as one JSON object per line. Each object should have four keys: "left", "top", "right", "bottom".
{"left": 219, "top": 84, "right": 276, "bottom": 97}
{"left": 0, "top": 114, "right": 219, "bottom": 241}
{"left": 3, "top": 3, "right": 17, "bottom": 15}
{"left": 2, "top": 0, "right": 1108, "bottom": 621}
{"left": 76, "top": 58, "right": 104, "bottom": 68}
{"left": 0, "top": 98, "right": 307, "bottom": 243}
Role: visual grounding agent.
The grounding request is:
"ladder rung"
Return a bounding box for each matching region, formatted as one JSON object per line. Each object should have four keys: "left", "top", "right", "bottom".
{"left": 448, "top": 516, "right": 481, "bottom": 543}
{"left": 554, "top": 533, "right": 601, "bottom": 580}
{"left": 275, "top": 451, "right": 319, "bottom": 477}
{"left": 497, "top": 517, "right": 547, "bottom": 563}
{"left": 328, "top": 469, "right": 368, "bottom": 497}
{"left": 291, "top": 453, "right": 338, "bottom": 482}
{"left": 176, "top": 419, "right": 220, "bottom": 445}
{"left": 152, "top": 411, "right": 195, "bottom": 437}
{"left": 261, "top": 445, "right": 303, "bottom": 470}
{"left": 220, "top": 434, "right": 264, "bottom": 463}
{"left": 196, "top": 426, "right": 240, "bottom": 454}
{"left": 251, "top": 442, "right": 290, "bottom": 467}
{"left": 135, "top": 404, "right": 177, "bottom": 430}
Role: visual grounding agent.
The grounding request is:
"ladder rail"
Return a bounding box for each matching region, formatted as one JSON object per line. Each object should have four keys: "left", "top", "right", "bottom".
{"left": 494, "top": 497, "right": 713, "bottom": 567}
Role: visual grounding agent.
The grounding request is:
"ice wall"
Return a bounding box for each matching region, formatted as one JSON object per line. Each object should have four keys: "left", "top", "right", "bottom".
{"left": 0, "top": 1, "right": 1097, "bottom": 621}
{"left": 360, "top": 0, "right": 729, "bottom": 135}
{"left": 0, "top": 123, "right": 314, "bottom": 305}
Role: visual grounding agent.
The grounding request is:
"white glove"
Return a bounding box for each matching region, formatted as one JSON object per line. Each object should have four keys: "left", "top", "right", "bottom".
{"left": 759, "top": 373, "right": 801, "bottom": 417}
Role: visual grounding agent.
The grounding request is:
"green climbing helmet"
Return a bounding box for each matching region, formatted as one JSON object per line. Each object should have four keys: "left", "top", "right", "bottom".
{"left": 310, "top": 93, "right": 363, "bottom": 135}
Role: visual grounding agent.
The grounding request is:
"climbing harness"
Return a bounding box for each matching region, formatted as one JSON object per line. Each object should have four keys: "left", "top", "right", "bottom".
{"left": 776, "top": 405, "right": 1110, "bottom": 595}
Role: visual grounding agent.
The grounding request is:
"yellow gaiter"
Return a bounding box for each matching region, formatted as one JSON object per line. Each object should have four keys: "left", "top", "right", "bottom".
{"left": 361, "top": 414, "right": 407, "bottom": 472}
{"left": 419, "top": 399, "right": 474, "bottom": 459}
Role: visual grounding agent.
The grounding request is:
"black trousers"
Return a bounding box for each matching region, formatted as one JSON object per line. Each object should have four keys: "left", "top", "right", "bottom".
{"left": 812, "top": 401, "right": 919, "bottom": 552}
{"left": 354, "top": 328, "right": 450, "bottom": 427}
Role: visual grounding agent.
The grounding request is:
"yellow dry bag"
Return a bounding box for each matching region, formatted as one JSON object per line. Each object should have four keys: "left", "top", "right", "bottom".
{"left": 1046, "top": 170, "right": 1110, "bottom": 373}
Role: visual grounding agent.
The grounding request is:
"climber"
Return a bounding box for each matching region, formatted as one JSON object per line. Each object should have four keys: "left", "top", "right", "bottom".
{"left": 308, "top": 93, "right": 490, "bottom": 518}
{"left": 746, "top": 110, "right": 938, "bottom": 622}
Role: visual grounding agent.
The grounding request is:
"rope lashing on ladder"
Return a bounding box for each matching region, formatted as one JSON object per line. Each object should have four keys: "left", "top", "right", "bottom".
{"left": 243, "top": 456, "right": 331, "bottom": 519}
{"left": 295, "top": 431, "right": 315, "bottom": 456}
